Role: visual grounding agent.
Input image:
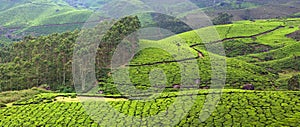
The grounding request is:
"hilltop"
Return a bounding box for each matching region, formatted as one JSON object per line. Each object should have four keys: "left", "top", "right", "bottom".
{"left": 0, "top": 0, "right": 93, "bottom": 41}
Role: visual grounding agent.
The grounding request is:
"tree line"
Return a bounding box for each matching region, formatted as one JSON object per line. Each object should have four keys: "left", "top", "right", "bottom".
{"left": 0, "top": 16, "right": 141, "bottom": 92}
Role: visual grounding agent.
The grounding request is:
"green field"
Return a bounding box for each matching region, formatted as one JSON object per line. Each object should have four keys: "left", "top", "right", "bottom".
{"left": 0, "top": 90, "right": 299, "bottom": 126}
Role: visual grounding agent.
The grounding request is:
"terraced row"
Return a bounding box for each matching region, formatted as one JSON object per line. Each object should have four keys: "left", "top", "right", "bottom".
{"left": 0, "top": 90, "right": 299, "bottom": 126}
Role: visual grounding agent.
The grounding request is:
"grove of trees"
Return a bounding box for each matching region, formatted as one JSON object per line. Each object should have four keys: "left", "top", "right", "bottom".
{"left": 0, "top": 16, "right": 141, "bottom": 92}
{"left": 212, "top": 13, "right": 233, "bottom": 25}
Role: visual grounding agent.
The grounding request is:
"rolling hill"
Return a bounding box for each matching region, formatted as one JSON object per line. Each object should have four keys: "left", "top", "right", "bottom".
{"left": 2, "top": 0, "right": 300, "bottom": 42}
{"left": 1, "top": 17, "right": 299, "bottom": 93}
{"left": 0, "top": 0, "right": 93, "bottom": 41}
{"left": 112, "top": 18, "right": 300, "bottom": 92}
{"left": 0, "top": 89, "right": 299, "bottom": 126}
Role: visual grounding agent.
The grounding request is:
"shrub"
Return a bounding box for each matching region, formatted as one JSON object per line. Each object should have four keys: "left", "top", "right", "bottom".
{"left": 212, "top": 13, "right": 233, "bottom": 25}
{"left": 39, "top": 84, "right": 51, "bottom": 90}
{"left": 70, "top": 94, "right": 77, "bottom": 98}
{"left": 0, "top": 103, "right": 6, "bottom": 108}
{"left": 288, "top": 74, "right": 300, "bottom": 90}
{"left": 58, "top": 86, "right": 75, "bottom": 93}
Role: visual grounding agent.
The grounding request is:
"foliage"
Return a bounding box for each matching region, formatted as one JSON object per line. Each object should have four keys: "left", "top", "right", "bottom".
{"left": 224, "top": 40, "right": 272, "bottom": 57}
{"left": 13, "top": 93, "right": 76, "bottom": 105}
{"left": 0, "top": 41, "right": 12, "bottom": 63}
{"left": 146, "top": 13, "right": 193, "bottom": 35}
{"left": 288, "top": 74, "right": 300, "bottom": 90}
{"left": 212, "top": 13, "right": 233, "bottom": 25}
{"left": 286, "top": 30, "right": 300, "bottom": 41}
{"left": 0, "top": 103, "right": 6, "bottom": 108}
{"left": 1, "top": 17, "right": 300, "bottom": 93}
{"left": 0, "top": 31, "right": 78, "bottom": 91}
{"left": 0, "top": 16, "right": 141, "bottom": 92}
{"left": 0, "top": 18, "right": 298, "bottom": 93}
{"left": 0, "top": 90, "right": 299, "bottom": 126}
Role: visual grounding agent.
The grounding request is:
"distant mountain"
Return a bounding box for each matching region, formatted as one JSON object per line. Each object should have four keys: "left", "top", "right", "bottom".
{"left": 1, "top": 0, "right": 300, "bottom": 42}
{"left": 0, "top": 0, "right": 93, "bottom": 27}
{"left": 191, "top": 0, "right": 300, "bottom": 20}
{"left": 0, "top": 0, "right": 93, "bottom": 41}
{"left": 62, "top": 0, "right": 109, "bottom": 10}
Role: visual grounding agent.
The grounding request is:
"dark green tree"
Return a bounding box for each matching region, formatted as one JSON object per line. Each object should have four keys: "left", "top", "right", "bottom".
{"left": 212, "top": 13, "right": 233, "bottom": 25}
{"left": 0, "top": 16, "right": 141, "bottom": 92}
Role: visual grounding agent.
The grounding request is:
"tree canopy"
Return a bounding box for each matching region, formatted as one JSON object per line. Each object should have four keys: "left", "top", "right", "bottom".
{"left": 0, "top": 16, "right": 141, "bottom": 92}
{"left": 212, "top": 13, "right": 233, "bottom": 25}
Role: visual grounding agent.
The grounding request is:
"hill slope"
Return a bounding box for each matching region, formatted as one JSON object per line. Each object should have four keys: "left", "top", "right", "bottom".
{"left": 2, "top": 0, "right": 300, "bottom": 42}
{"left": 0, "top": 0, "right": 93, "bottom": 41}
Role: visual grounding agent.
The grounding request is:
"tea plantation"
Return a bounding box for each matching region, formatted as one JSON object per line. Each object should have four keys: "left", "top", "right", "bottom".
{"left": 0, "top": 90, "right": 299, "bottom": 126}
{"left": 1, "top": 16, "right": 300, "bottom": 126}
{"left": 97, "top": 18, "right": 300, "bottom": 93}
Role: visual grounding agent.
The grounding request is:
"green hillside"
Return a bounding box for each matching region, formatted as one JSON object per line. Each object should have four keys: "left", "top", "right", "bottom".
{"left": 114, "top": 18, "right": 300, "bottom": 92}
{"left": 0, "top": 0, "right": 92, "bottom": 27}
{"left": 0, "top": 3, "right": 300, "bottom": 126}
{"left": 0, "top": 0, "right": 93, "bottom": 41}
{"left": 1, "top": 17, "right": 300, "bottom": 93}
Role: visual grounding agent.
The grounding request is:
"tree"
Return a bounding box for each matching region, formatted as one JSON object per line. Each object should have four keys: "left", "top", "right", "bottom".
{"left": 212, "top": 13, "right": 233, "bottom": 25}
{"left": 96, "top": 16, "right": 141, "bottom": 78}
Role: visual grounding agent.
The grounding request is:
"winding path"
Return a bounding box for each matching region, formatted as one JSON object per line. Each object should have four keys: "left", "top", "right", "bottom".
{"left": 126, "top": 25, "right": 285, "bottom": 67}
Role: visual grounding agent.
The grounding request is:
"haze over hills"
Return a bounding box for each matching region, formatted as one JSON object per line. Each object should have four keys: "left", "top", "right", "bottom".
{"left": 1, "top": 0, "right": 300, "bottom": 42}
{"left": 1, "top": 0, "right": 299, "bottom": 93}
{"left": 0, "top": 0, "right": 93, "bottom": 42}
{"left": 62, "top": 0, "right": 300, "bottom": 19}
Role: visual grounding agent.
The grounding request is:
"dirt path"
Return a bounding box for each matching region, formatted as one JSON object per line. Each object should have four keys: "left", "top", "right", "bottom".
{"left": 56, "top": 96, "right": 128, "bottom": 102}
{"left": 125, "top": 26, "right": 284, "bottom": 67}
{"left": 127, "top": 56, "right": 200, "bottom": 67}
